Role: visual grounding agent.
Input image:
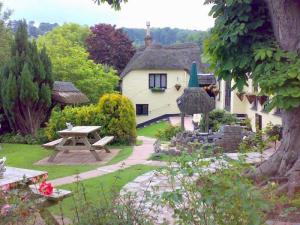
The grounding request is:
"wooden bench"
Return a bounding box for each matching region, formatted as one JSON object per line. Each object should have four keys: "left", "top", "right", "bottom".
{"left": 42, "top": 137, "right": 73, "bottom": 149}
{"left": 30, "top": 185, "right": 72, "bottom": 225}
{"left": 42, "top": 138, "right": 64, "bottom": 149}
{"left": 92, "top": 136, "right": 114, "bottom": 153}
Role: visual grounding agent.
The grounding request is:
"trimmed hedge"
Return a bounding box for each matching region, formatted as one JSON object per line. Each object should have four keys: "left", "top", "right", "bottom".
{"left": 45, "top": 94, "right": 136, "bottom": 144}
{"left": 99, "top": 93, "right": 136, "bottom": 144}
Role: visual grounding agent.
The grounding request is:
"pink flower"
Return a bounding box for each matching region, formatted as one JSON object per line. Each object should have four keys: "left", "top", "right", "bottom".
{"left": 1, "top": 204, "right": 11, "bottom": 216}
{"left": 1, "top": 184, "right": 10, "bottom": 192}
{"left": 38, "top": 181, "right": 54, "bottom": 196}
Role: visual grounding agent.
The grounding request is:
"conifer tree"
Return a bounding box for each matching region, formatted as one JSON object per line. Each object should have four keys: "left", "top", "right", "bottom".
{"left": 0, "top": 21, "right": 53, "bottom": 135}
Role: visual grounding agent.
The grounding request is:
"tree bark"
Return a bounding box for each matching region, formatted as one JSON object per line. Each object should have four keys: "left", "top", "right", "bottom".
{"left": 264, "top": 0, "right": 300, "bottom": 54}
{"left": 249, "top": 0, "right": 300, "bottom": 181}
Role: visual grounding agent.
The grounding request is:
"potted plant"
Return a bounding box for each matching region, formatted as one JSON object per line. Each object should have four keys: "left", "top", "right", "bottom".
{"left": 236, "top": 92, "right": 245, "bottom": 101}
{"left": 257, "top": 95, "right": 268, "bottom": 105}
{"left": 151, "top": 87, "right": 166, "bottom": 92}
{"left": 174, "top": 84, "right": 181, "bottom": 91}
{"left": 246, "top": 93, "right": 257, "bottom": 104}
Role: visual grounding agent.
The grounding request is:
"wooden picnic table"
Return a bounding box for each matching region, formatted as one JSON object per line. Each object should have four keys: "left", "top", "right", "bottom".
{"left": 0, "top": 167, "right": 71, "bottom": 225}
{"left": 48, "top": 126, "right": 102, "bottom": 162}
{"left": 0, "top": 166, "right": 47, "bottom": 187}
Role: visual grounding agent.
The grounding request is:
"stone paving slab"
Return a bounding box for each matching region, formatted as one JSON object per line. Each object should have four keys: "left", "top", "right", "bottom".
{"left": 120, "top": 148, "right": 281, "bottom": 225}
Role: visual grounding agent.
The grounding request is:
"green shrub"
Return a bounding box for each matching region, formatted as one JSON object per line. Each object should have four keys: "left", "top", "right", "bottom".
{"left": 200, "top": 109, "right": 238, "bottom": 132}
{"left": 161, "top": 155, "right": 270, "bottom": 224}
{"left": 99, "top": 93, "right": 136, "bottom": 144}
{"left": 239, "top": 129, "right": 266, "bottom": 154}
{"left": 45, "top": 105, "right": 103, "bottom": 140}
{"left": 0, "top": 129, "right": 48, "bottom": 144}
{"left": 155, "top": 124, "right": 181, "bottom": 141}
{"left": 46, "top": 94, "right": 136, "bottom": 144}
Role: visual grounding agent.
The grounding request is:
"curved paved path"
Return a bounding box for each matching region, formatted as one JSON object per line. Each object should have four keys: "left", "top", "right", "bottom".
{"left": 49, "top": 136, "right": 157, "bottom": 186}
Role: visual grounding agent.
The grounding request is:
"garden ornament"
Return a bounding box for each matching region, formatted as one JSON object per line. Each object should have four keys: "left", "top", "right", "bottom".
{"left": 0, "top": 157, "right": 6, "bottom": 179}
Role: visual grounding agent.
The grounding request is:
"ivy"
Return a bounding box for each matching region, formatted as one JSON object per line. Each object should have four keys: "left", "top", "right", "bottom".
{"left": 205, "top": 0, "right": 300, "bottom": 110}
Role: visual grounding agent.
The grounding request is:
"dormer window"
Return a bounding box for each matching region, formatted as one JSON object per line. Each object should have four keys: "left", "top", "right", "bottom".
{"left": 149, "top": 74, "right": 167, "bottom": 90}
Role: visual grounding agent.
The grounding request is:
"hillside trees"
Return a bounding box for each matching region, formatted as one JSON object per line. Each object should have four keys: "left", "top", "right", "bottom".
{"left": 204, "top": 0, "right": 300, "bottom": 183}
{"left": 0, "top": 21, "right": 53, "bottom": 135}
{"left": 86, "top": 23, "right": 135, "bottom": 73}
{"left": 37, "top": 23, "right": 119, "bottom": 102}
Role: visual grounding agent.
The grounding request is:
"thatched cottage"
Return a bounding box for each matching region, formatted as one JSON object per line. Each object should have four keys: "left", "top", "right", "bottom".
{"left": 121, "top": 23, "right": 214, "bottom": 126}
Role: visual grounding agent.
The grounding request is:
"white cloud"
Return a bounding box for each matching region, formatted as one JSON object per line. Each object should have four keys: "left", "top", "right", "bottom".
{"left": 2, "top": 0, "right": 214, "bottom": 30}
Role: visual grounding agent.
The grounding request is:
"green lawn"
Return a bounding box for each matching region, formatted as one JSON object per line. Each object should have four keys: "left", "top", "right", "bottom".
{"left": 105, "top": 145, "right": 133, "bottom": 165}
{"left": 0, "top": 144, "right": 134, "bottom": 179}
{"left": 137, "top": 121, "right": 169, "bottom": 138}
{"left": 50, "top": 164, "right": 157, "bottom": 218}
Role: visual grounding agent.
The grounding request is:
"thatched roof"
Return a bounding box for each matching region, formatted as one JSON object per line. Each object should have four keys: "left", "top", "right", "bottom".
{"left": 198, "top": 73, "right": 216, "bottom": 86}
{"left": 121, "top": 43, "right": 201, "bottom": 78}
{"left": 52, "top": 81, "right": 89, "bottom": 105}
{"left": 177, "top": 87, "right": 215, "bottom": 115}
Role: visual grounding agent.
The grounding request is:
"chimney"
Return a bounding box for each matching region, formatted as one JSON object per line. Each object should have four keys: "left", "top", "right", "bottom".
{"left": 144, "top": 21, "right": 152, "bottom": 47}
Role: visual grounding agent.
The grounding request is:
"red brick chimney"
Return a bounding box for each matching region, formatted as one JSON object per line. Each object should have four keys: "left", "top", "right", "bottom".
{"left": 144, "top": 21, "right": 152, "bottom": 47}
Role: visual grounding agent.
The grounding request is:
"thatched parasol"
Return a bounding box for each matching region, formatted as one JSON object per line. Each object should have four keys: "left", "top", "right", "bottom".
{"left": 177, "top": 62, "right": 215, "bottom": 131}
{"left": 52, "top": 81, "right": 89, "bottom": 105}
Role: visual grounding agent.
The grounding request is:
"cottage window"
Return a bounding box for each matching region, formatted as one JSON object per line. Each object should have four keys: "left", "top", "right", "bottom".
{"left": 149, "top": 74, "right": 167, "bottom": 89}
{"left": 136, "top": 104, "right": 148, "bottom": 115}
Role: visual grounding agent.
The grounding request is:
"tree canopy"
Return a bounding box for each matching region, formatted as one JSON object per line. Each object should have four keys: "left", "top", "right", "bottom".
{"left": 204, "top": 0, "right": 300, "bottom": 111}
{"left": 93, "top": 0, "right": 127, "bottom": 10}
{"left": 37, "top": 23, "right": 119, "bottom": 102}
{"left": 204, "top": 0, "right": 300, "bottom": 182}
{"left": 86, "top": 23, "right": 136, "bottom": 74}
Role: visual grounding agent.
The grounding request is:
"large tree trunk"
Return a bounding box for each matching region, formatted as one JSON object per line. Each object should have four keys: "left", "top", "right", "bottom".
{"left": 265, "top": 0, "right": 300, "bottom": 53}
{"left": 251, "top": 0, "right": 300, "bottom": 180}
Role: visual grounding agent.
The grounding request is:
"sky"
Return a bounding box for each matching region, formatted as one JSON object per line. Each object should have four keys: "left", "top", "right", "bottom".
{"left": 2, "top": 0, "right": 215, "bottom": 30}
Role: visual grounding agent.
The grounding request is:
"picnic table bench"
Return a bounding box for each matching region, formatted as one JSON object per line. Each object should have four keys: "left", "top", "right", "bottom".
{"left": 0, "top": 167, "right": 71, "bottom": 225}
{"left": 43, "top": 126, "right": 114, "bottom": 162}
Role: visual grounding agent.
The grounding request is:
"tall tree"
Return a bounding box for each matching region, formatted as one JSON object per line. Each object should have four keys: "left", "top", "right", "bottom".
{"left": 0, "top": 21, "right": 53, "bottom": 135}
{"left": 204, "top": 0, "right": 300, "bottom": 183}
{"left": 0, "top": 2, "right": 12, "bottom": 67}
{"left": 37, "top": 23, "right": 119, "bottom": 102}
{"left": 86, "top": 23, "right": 136, "bottom": 74}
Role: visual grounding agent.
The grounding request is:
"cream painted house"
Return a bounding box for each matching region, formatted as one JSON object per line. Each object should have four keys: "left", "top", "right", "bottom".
{"left": 121, "top": 23, "right": 202, "bottom": 126}
{"left": 216, "top": 79, "right": 282, "bottom": 131}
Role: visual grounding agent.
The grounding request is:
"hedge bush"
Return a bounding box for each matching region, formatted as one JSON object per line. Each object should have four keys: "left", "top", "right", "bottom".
{"left": 155, "top": 124, "right": 181, "bottom": 141}
{"left": 200, "top": 109, "right": 238, "bottom": 132}
{"left": 99, "top": 93, "right": 136, "bottom": 144}
{"left": 0, "top": 129, "right": 48, "bottom": 145}
{"left": 45, "top": 94, "right": 136, "bottom": 144}
{"left": 45, "top": 105, "right": 103, "bottom": 140}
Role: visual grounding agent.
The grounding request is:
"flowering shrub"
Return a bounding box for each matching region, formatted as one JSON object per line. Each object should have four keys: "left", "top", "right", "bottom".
{"left": 0, "top": 181, "right": 38, "bottom": 224}
{"left": 0, "top": 174, "right": 53, "bottom": 224}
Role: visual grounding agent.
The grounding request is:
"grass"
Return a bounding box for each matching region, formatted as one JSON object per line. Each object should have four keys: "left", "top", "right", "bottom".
{"left": 105, "top": 145, "right": 133, "bottom": 165}
{"left": 50, "top": 164, "right": 157, "bottom": 218}
{"left": 137, "top": 121, "right": 169, "bottom": 138}
{"left": 0, "top": 143, "right": 135, "bottom": 180}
